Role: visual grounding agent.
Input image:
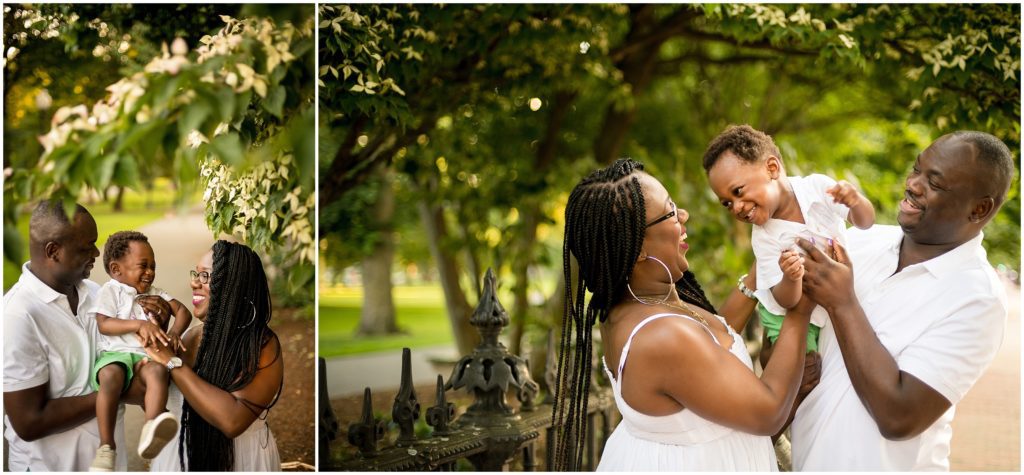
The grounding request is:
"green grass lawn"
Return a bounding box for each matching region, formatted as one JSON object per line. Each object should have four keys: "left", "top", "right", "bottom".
{"left": 319, "top": 285, "right": 454, "bottom": 357}
{"left": 4, "top": 180, "right": 195, "bottom": 290}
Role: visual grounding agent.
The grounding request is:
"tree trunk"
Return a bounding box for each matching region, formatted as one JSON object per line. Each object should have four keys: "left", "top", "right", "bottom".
{"left": 595, "top": 6, "right": 695, "bottom": 164}
{"left": 418, "top": 196, "right": 480, "bottom": 356}
{"left": 113, "top": 187, "right": 126, "bottom": 212}
{"left": 509, "top": 203, "right": 540, "bottom": 357}
{"left": 358, "top": 163, "right": 399, "bottom": 335}
{"left": 530, "top": 257, "right": 570, "bottom": 392}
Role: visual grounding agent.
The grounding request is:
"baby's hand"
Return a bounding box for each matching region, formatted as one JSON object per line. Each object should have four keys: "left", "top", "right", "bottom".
{"left": 166, "top": 329, "right": 187, "bottom": 352}
{"left": 779, "top": 249, "right": 805, "bottom": 282}
{"left": 136, "top": 321, "right": 170, "bottom": 348}
{"left": 826, "top": 180, "right": 864, "bottom": 208}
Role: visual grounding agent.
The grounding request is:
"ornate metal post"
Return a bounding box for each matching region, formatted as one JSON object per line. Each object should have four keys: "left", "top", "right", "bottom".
{"left": 446, "top": 268, "right": 541, "bottom": 470}
{"left": 393, "top": 348, "right": 420, "bottom": 447}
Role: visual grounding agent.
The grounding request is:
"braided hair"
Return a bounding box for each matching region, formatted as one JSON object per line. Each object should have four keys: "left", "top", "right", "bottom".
{"left": 179, "top": 240, "right": 279, "bottom": 471}
{"left": 553, "top": 158, "right": 717, "bottom": 470}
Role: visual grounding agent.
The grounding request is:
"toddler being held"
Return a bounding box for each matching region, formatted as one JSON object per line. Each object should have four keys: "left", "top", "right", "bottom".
{"left": 88, "top": 231, "right": 192, "bottom": 471}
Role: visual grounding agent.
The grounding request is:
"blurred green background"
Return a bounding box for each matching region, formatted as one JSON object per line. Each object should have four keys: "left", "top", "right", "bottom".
{"left": 318, "top": 4, "right": 1020, "bottom": 362}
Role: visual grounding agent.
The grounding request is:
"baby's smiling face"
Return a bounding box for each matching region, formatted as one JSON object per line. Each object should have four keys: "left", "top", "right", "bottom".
{"left": 111, "top": 240, "right": 156, "bottom": 294}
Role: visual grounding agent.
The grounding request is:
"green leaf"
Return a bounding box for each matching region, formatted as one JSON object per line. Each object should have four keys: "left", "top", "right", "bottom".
{"left": 113, "top": 154, "right": 140, "bottom": 186}
{"left": 96, "top": 154, "right": 120, "bottom": 189}
{"left": 178, "top": 101, "right": 212, "bottom": 138}
{"left": 262, "top": 85, "right": 287, "bottom": 119}
{"left": 4, "top": 224, "right": 25, "bottom": 266}
{"left": 208, "top": 133, "right": 245, "bottom": 165}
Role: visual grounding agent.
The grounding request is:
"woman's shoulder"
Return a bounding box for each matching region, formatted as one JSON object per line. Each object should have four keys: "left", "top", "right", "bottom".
{"left": 258, "top": 330, "right": 283, "bottom": 369}
{"left": 619, "top": 312, "right": 719, "bottom": 352}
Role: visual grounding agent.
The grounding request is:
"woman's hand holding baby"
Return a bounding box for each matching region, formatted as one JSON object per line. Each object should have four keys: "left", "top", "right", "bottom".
{"left": 136, "top": 295, "right": 173, "bottom": 326}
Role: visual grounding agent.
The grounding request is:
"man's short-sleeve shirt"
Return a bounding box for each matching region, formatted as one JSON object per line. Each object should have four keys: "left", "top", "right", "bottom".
{"left": 3, "top": 263, "right": 127, "bottom": 471}
{"left": 791, "top": 226, "right": 1007, "bottom": 470}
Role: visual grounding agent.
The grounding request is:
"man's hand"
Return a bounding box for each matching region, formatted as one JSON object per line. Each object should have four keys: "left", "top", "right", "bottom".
{"left": 779, "top": 249, "right": 805, "bottom": 282}
{"left": 798, "top": 238, "right": 855, "bottom": 313}
{"left": 136, "top": 321, "right": 170, "bottom": 348}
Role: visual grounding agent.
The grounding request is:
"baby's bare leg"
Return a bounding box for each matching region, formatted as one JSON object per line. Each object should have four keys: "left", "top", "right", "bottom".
{"left": 138, "top": 363, "right": 169, "bottom": 420}
{"left": 97, "top": 364, "right": 126, "bottom": 447}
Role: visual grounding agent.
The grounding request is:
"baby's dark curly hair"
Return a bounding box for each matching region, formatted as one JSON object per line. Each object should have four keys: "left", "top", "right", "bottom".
{"left": 102, "top": 230, "right": 150, "bottom": 275}
{"left": 702, "top": 124, "right": 782, "bottom": 171}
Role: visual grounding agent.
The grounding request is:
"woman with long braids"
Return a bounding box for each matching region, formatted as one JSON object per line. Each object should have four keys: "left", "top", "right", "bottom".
{"left": 553, "top": 158, "right": 813, "bottom": 471}
{"left": 143, "top": 240, "right": 283, "bottom": 471}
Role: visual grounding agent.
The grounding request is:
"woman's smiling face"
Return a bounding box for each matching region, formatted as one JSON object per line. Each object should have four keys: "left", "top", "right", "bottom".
{"left": 190, "top": 249, "right": 213, "bottom": 320}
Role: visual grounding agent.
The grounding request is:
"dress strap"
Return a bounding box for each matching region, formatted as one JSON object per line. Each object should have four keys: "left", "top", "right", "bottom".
{"left": 616, "top": 313, "right": 718, "bottom": 382}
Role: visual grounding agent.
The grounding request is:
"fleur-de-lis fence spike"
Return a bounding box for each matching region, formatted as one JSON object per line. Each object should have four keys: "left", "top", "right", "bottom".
{"left": 347, "top": 387, "right": 386, "bottom": 458}
{"left": 393, "top": 347, "right": 420, "bottom": 446}
{"left": 426, "top": 374, "right": 456, "bottom": 436}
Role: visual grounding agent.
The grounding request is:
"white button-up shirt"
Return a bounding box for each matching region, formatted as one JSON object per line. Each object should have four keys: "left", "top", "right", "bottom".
{"left": 792, "top": 225, "right": 1007, "bottom": 471}
{"left": 3, "top": 263, "right": 126, "bottom": 471}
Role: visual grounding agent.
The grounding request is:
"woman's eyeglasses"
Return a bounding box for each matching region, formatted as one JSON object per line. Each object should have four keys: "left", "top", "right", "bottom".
{"left": 646, "top": 201, "right": 677, "bottom": 228}
{"left": 189, "top": 270, "right": 211, "bottom": 285}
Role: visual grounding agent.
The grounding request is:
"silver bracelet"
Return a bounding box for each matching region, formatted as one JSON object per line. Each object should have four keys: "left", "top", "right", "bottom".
{"left": 737, "top": 273, "right": 756, "bottom": 299}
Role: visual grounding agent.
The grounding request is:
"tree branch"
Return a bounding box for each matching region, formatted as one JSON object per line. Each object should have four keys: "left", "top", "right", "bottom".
{"left": 654, "top": 52, "right": 782, "bottom": 75}
{"left": 677, "top": 27, "right": 820, "bottom": 57}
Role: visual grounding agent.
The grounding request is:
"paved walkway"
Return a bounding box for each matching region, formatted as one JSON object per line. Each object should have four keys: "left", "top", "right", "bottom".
{"left": 323, "top": 344, "right": 459, "bottom": 399}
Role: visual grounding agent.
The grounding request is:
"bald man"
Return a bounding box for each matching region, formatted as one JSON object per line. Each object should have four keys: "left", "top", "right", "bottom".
{"left": 3, "top": 201, "right": 130, "bottom": 470}
{"left": 791, "top": 131, "right": 1016, "bottom": 470}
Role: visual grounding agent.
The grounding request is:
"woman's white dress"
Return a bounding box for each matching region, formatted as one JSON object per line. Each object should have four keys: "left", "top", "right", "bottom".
{"left": 596, "top": 313, "right": 777, "bottom": 471}
{"left": 149, "top": 383, "right": 281, "bottom": 471}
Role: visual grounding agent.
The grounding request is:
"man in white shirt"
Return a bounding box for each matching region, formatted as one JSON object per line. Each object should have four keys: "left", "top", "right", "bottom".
{"left": 3, "top": 200, "right": 161, "bottom": 470}
{"left": 790, "top": 131, "right": 1014, "bottom": 470}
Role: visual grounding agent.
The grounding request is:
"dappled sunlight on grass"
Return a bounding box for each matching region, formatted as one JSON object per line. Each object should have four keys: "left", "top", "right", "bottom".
{"left": 318, "top": 285, "right": 453, "bottom": 357}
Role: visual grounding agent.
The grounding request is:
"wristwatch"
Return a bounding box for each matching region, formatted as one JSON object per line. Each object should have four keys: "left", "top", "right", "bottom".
{"left": 166, "top": 356, "right": 183, "bottom": 372}
{"left": 737, "top": 273, "right": 757, "bottom": 300}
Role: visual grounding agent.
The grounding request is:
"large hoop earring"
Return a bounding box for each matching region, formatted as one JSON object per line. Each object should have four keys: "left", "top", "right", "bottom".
{"left": 626, "top": 255, "right": 675, "bottom": 304}
{"left": 238, "top": 299, "right": 257, "bottom": 329}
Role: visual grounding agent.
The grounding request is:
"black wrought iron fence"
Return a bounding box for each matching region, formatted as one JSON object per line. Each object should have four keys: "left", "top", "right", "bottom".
{"left": 319, "top": 269, "right": 615, "bottom": 471}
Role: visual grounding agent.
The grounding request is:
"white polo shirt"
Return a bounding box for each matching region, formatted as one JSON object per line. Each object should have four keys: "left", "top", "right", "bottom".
{"left": 791, "top": 226, "right": 1007, "bottom": 471}
{"left": 753, "top": 174, "right": 850, "bottom": 327}
{"left": 3, "top": 263, "right": 127, "bottom": 471}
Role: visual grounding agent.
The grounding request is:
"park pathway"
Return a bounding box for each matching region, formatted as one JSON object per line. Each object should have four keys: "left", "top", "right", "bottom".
{"left": 323, "top": 344, "right": 459, "bottom": 398}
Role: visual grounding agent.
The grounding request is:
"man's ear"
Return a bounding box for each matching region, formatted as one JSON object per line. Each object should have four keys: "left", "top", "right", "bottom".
{"left": 44, "top": 241, "right": 61, "bottom": 261}
{"left": 970, "top": 196, "right": 996, "bottom": 223}
{"left": 765, "top": 156, "right": 782, "bottom": 180}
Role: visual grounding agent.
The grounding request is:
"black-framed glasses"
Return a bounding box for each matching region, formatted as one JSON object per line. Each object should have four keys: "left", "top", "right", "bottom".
{"left": 646, "top": 201, "right": 677, "bottom": 228}
{"left": 189, "top": 270, "right": 210, "bottom": 285}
